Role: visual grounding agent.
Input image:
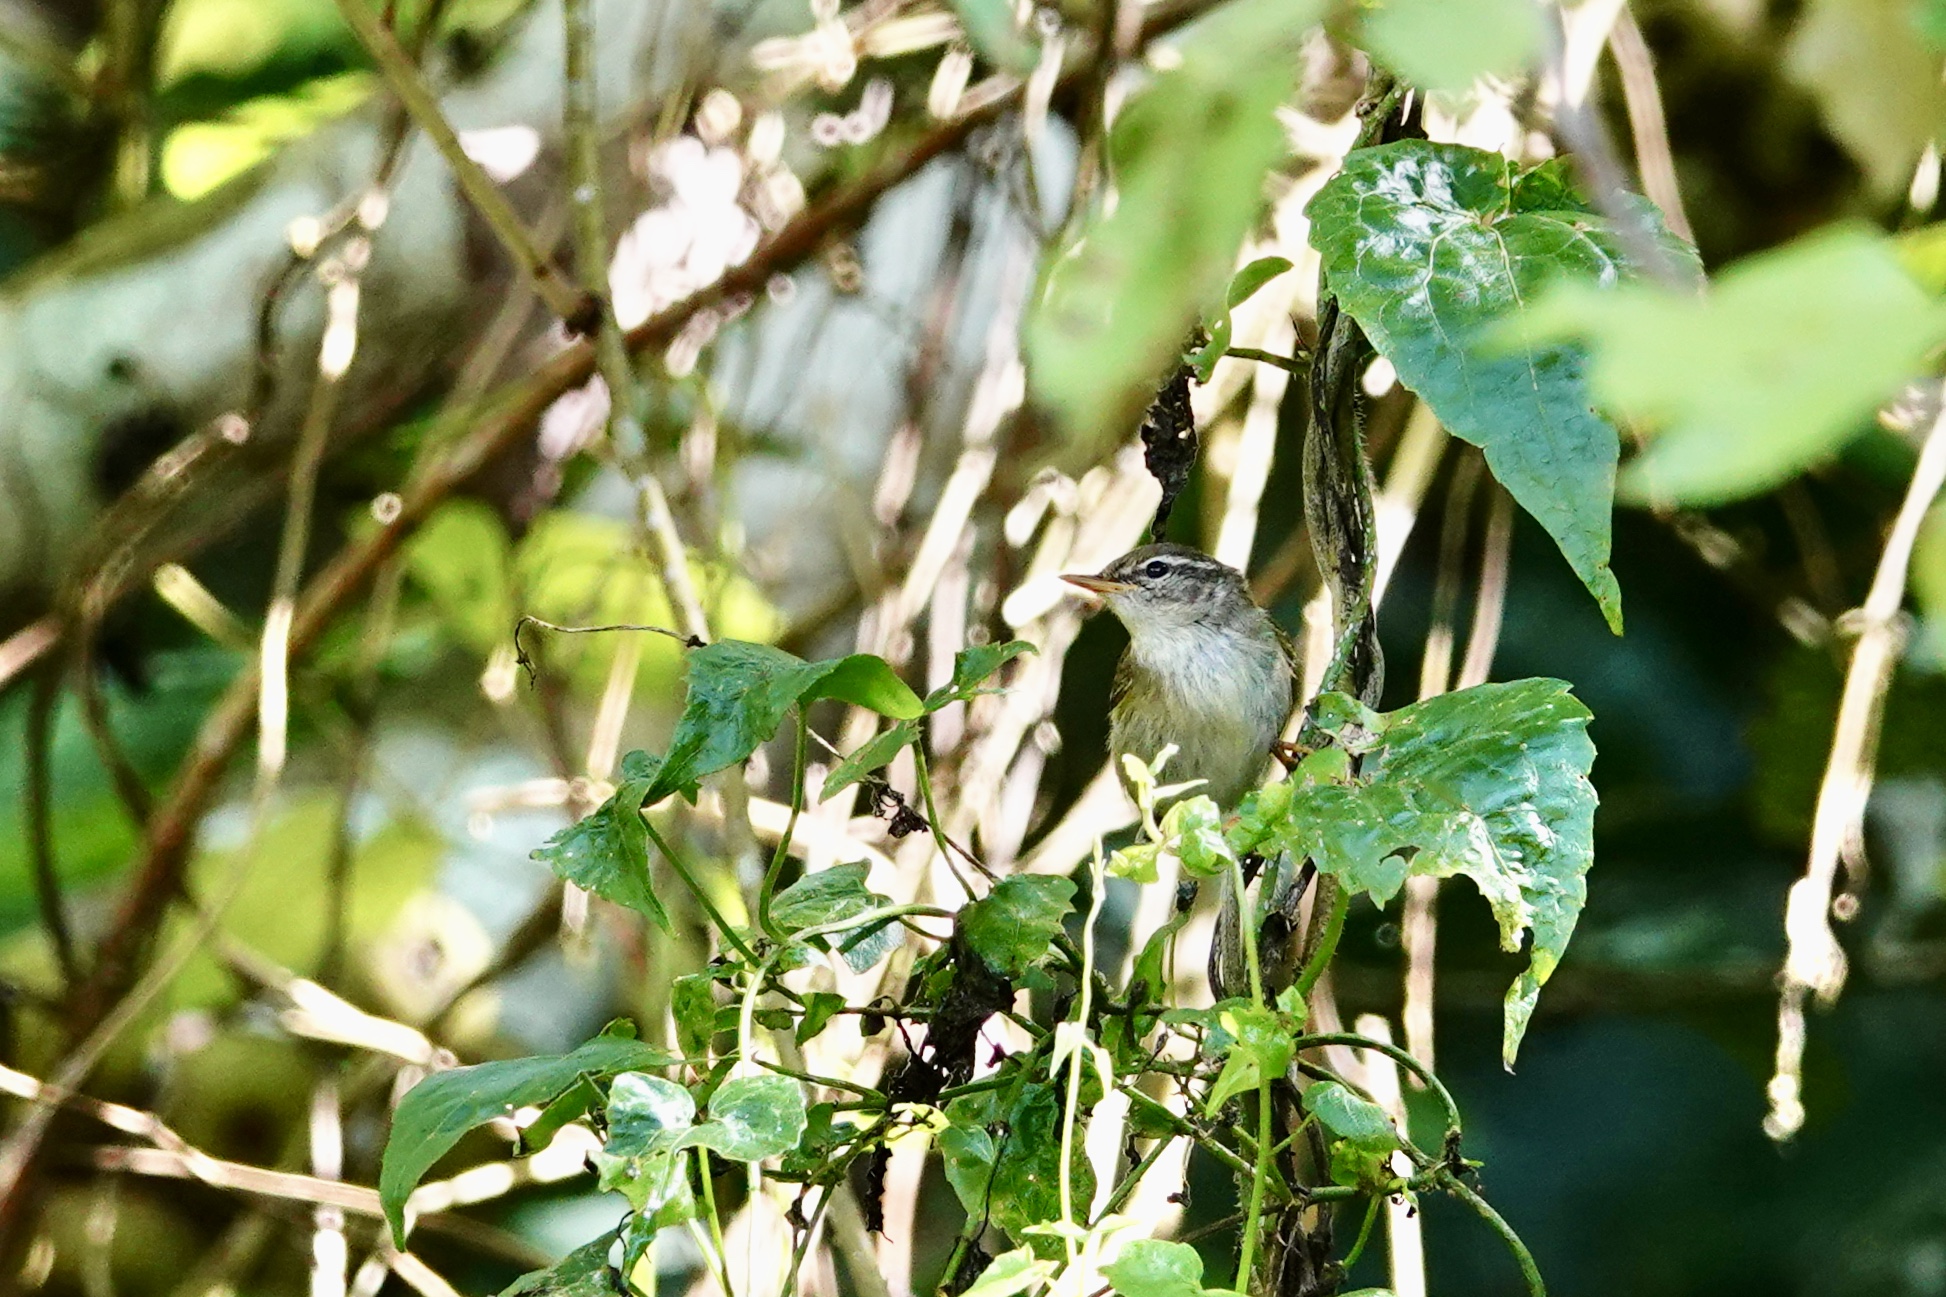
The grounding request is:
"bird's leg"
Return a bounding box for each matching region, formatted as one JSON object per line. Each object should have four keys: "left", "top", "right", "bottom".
{"left": 1271, "top": 739, "right": 1310, "bottom": 770}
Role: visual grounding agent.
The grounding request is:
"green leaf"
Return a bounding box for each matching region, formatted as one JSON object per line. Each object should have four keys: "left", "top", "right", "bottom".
{"left": 796, "top": 991, "right": 846, "bottom": 1044}
{"left": 380, "top": 1032, "right": 674, "bottom": 1246}
{"left": 1915, "top": 505, "right": 1946, "bottom": 669}
{"left": 939, "top": 1119, "right": 1000, "bottom": 1218}
{"left": 1361, "top": 680, "right": 1597, "bottom": 1065}
{"left": 516, "top": 1075, "right": 600, "bottom": 1155}
{"left": 948, "top": 0, "right": 1039, "bottom": 73}
{"left": 679, "top": 1074, "right": 808, "bottom": 1161}
{"left": 1205, "top": 1004, "right": 1296, "bottom": 1112}
{"left": 671, "top": 973, "right": 719, "bottom": 1058}
{"left": 1360, "top": 0, "right": 1543, "bottom": 93}
{"left": 957, "top": 1249, "right": 1057, "bottom": 1297}
{"left": 1309, "top": 141, "right": 1699, "bottom": 632}
{"left": 1104, "top": 1239, "right": 1217, "bottom": 1297}
{"left": 641, "top": 643, "right": 921, "bottom": 806}
{"left": 1302, "top": 1080, "right": 1401, "bottom": 1188}
{"left": 1159, "top": 796, "right": 1236, "bottom": 878}
{"left": 1521, "top": 224, "right": 1946, "bottom": 507}
{"left": 929, "top": 640, "right": 1037, "bottom": 708}
{"left": 819, "top": 721, "right": 919, "bottom": 803}
{"left": 496, "top": 1232, "right": 618, "bottom": 1297}
{"left": 530, "top": 768, "right": 670, "bottom": 931}
{"left": 983, "top": 1083, "right": 1091, "bottom": 1249}
{"left": 959, "top": 875, "right": 1076, "bottom": 980}
{"left": 604, "top": 1072, "right": 696, "bottom": 1157}
{"left": 1788, "top": 0, "right": 1946, "bottom": 197}
{"left": 770, "top": 863, "right": 904, "bottom": 972}
{"left": 1233, "top": 680, "right": 1596, "bottom": 1066}
{"left": 1027, "top": 0, "right": 1325, "bottom": 459}
{"left": 1227, "top": 255, "right": 1295, "bottom": 309}
{"left": 811, "top": 655, "right": 929, "bottom": 718}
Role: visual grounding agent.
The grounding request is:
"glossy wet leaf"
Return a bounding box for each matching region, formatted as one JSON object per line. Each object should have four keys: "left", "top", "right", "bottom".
{"left": 959, "top": 874, "right": 1076, "bottom": 980}
{"left": 1309, "top": 141, "right": 1699, "bottom": 632}
{"left": 1521, "top": 225, "right": 1946, "bottom": 506}
{"left": 1027, "top": 0, "right": 1325, "bottom": 459}
{"left": 380, "top": 1032, "right": 675, "bottom": 1245}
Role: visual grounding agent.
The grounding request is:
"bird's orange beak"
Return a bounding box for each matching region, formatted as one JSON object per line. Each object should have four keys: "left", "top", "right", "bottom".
{"left": 1061, "top": 573, "right": 1133, "bottom": 596}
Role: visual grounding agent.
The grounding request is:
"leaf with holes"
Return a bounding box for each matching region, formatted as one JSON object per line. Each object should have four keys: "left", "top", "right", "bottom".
{"left": 1308, "top": 140, "right": 1699, "bottom": 633}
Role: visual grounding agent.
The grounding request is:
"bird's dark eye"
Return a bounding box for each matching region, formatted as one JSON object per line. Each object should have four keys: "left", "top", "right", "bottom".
{"left": 1144, "top": 560, "right": 1169, "bottom": 579}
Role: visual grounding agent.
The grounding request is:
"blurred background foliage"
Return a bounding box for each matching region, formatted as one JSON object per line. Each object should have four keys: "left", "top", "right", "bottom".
{"left": 0, "top": 0, "right": 1943, "bottom": 1294}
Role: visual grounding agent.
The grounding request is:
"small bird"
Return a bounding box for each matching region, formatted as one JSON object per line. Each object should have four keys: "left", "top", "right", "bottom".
{"left": 1063, "top": 543, "right": 1302, "bottom": 999}
{"left": 1062, "top": 542, "right": 1296, "bottom": 809}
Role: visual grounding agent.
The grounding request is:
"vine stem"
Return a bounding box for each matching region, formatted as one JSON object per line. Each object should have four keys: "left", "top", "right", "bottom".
{"left": 1289, "top": 885, "right": 1350, "bottom": 1003}
{"left": 1444, "top": 1175, "right": 1547, "bottom": 1297}
{"left": 643, "top": 819, "right": 759, "bottom": 965}
{"left": 1287, "top": 1032, "right": 1464, "bottom": 1141}
{"left": 758, "top": 709, "right": 809, "bottom": 941}
{"left": 1228, "top": 851, "right": 1270, "bottom": 1295}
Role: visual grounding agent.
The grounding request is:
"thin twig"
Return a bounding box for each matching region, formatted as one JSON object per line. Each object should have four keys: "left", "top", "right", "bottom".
{"left": 1607, "top": 4, "right": 1693, "bottom": 244}
{"left": 1455, "top": 484, "right": 1513, "bottom": 691}
{"left": 23, "top": 669, "right": 79, "bottom": 984}
{"left": 1769, "top": 387, "right": 1946, "bottom": 1139}
{"left": 1545, "top": 4, "right": 1689, "bottom": 286}
{"left": 330, "top": 0, "right": 589, "bottom": 324}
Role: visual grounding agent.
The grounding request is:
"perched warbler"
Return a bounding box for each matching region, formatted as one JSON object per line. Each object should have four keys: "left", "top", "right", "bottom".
{"left": 1062, "top": 543, "right": 1301, "bottom": 998}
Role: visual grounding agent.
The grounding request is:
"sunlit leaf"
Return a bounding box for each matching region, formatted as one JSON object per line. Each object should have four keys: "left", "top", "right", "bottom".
{"left": 1233, "top": 680, "right": 1596, "bottom": 1065}
{"left": 1104, "top": 1239, "right": 1215, "bottom": 1297}
{"left": 1027, "top": 0, "right": 1325, "bottom": 458}
{"left": 1788, "top": 0, "right": 1946, "bottom": 197}
{"left": 679, "top": 1074, "right": 808, "bottom": 1161}
{"left": 957, "top": 1248, "right": 1056, "bottom": 1297}
{"left": 1522, "top": 225, "right": 1946, "bottom": 507}
{"left": 1310, "top": 141, "right": 1699, "bottom": 632}
{"left": 1360, "top": 0, "right": 1543, "bottom": 93}
{"left": 959, "top": 875, "right": 1076, "bottom": 980}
